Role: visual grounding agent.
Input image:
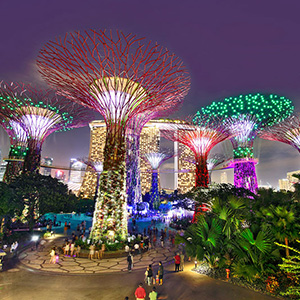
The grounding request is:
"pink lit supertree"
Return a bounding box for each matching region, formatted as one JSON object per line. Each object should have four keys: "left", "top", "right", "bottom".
{"left": 199, "top": 93, "right": 294, "bottom": 193}
{"left": 162, "top": 118, "right": 232, "bottom": 188}
{"left": 259, "top": 113, "right": 300, "bottom": 153}
{"left": 0, "top": 82, "right": 94, "bottom": 175}
{"left": 37, "top": 29, "right": 190, "bottom": 240}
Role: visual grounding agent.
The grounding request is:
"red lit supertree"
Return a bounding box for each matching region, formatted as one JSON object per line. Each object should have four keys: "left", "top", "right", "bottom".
{"left": 259, "top": 114, "right": 300, "bottom": 153}
{"left": 0, "top": 82, "right": 94, "bottom": 175}
{"left": 37, "top": 29, "right": 190, "bottom": 240}
{"left": 162, "top": 118, "right": 232, "bottom": 188}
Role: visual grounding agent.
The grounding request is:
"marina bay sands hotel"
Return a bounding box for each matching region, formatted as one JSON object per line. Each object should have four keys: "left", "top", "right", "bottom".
{"left": 79, "top": 120, "right": 195, "bottom": 198}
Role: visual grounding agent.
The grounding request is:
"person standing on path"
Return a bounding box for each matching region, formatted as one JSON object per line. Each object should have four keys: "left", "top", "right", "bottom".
{"left": 135, "top": 283, "right": 146, "bottom": 300}
{"left": 147, "top": 264, "right": 153, "bottom": 286}
{"left": 157, "top": 261, "right": 164, "bottom": 285}
{"left": 127, "top": 252, "right": 133, "bottom": 272}
{"left": 174, "top": 253, "right": 181, "bottom": 272}
{"left": 180, "top": 253, "right": 185, "bottom": 271}
{"left": 149, "top": 287, "right": 158, "bottom": 300}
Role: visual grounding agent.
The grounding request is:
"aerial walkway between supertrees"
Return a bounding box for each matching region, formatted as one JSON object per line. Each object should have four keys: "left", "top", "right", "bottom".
{"left": 37, "top": 29, "right": 190, "bottom": 241}
{"left": 142, "top": 152, "right": 174, "bottom": 210}
{"left": 0, "top": 82, "right": 94, "bottom": 178}
{"left": 199, "top": 93, "right": 294, "bottom": 194}
{"left": 259, "top": 113, "right": 300, "bottom": 155}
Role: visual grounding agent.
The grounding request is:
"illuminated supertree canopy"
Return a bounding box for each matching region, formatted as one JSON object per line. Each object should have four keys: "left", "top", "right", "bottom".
{"left": 0, "top": 82, "right": 94, "bottom": 175}
{"left": 37, "top": 29, "right": 190, "bottom": 241}
{"left": 143, "top": 152, "right": 173, "bottom": 210}
{"left": 162, "top": 118, "right": 232, "bottom": 188}
{"left": 260, "top": 113, "right": 300, "bottom": 153}
{"left": 198, "top": 93, "right": 294, "bottom": 193}
{"left": 0, "top": 92, "right": 29, "bottom": 182}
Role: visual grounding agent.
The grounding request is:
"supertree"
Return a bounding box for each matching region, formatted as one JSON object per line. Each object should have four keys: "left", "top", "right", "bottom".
{"left": 183, "top": 153, "right": 227, "bottom": 183}
{"left": 126, "top": 102, "right": 182, "bottom": 206}
{"left": 162, "top": 118, "right": 232, "bottom": 188}
{"left": 259, "top": 113, "right": 300, "bottom": 153}
{"left": 199, "top": 93, "right": 294, "bottom": 193}
{"left": 0, "top": 88, "right": 28, "bottom": 182}
{"left": 143, "top": 152, "right": 174, "bottom": 209}
{"left": 0, "top": 83, "right": 94, "bottom": 175}
{"left": 78, "top": 158, "right": 103, "bottom": 200}
{"left": 37, "top": 29, "right": 190, "bottom": 241}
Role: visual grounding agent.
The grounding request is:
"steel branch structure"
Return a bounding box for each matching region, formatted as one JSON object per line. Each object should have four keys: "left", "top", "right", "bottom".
{"left": 162, "top": 119, "right": 232, "bottom": 188}
{"left": 37, "top": 29, "right": 190, "bottom": 241}
{"left": 260, "top": 114, "right": 300, "bottom": 153}
{"left": 0, "top": 83, "right": 93, "bottom": 176}
{"left": 143, "top": 152, "right": 173, "bottom": 209}
{"left": 199, "top": 93, "right": 294, "bottom": 193}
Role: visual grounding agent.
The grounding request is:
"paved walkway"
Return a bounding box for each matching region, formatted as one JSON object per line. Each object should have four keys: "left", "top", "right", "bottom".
{"left": 18, "top": 235, "right": 175, "bottom": 274}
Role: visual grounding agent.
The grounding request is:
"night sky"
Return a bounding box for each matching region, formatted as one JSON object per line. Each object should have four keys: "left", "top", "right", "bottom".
{"left": 1, "top": 0, "right": 300, "bottom": 188}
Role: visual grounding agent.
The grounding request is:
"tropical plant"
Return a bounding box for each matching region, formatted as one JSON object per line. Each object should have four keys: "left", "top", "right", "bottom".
{"left": 230, "top": 226, "right": 280, "bottom": 282}
{"left": 276, "top": 240, "right": 300, "bottom": 298}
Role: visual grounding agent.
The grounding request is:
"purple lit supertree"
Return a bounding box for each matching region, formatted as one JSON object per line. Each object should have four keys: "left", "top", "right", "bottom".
{"left": 143, "top": 152, "right": 174, "bottom": 209}
{"left": 0, "top": 83, "right": 94, "bottom": 175}
{"left": 199, "top": 93, "right": 294, "bottom": 193}
{"left": 162, "top": 119, "right": 232, "bottom": 188}
{"left": 37, "top": 29, "right": 190, "bottom": 240}
{"left": 126, "top": 102, "right": 182, "bottom": 206}
{"left": 0, "top": 87, "right": 29, "bottom": 182}
{"left": 259, "top": 114, "right": 300, "bottom": 153}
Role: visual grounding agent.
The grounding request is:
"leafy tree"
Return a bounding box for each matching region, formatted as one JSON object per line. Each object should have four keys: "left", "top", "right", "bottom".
{"left": 9, "top": 173, "right": 78, "bottom": 231}
{"left": 0, "top": 182, "right": 21, "bottom": 234}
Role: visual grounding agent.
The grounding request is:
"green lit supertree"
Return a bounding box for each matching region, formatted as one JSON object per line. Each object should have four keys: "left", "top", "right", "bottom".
{"left": 0, "top": 83, "right": 94, "bottom": 175}
{"left": 197, "top": 93, "right": 294, "bottom": 193}
{"left": 0, "top": 88, "right": 28, "bottom": 182}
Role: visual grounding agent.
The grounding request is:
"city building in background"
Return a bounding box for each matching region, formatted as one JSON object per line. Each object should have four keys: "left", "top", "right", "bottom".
{"left": 80, "top": 120, "right": 194, "bottom": 199}
{"left": 279, "top": 170, "right": 300, "bottom": 191}
{"left": 69, "top": 158, "right": 86, "bottom": 183}
{"left": 41, "top": 157, "right": 53, "bottom": 176}
{"left": 220, "top": 172, "right": 228, "bottom": 184}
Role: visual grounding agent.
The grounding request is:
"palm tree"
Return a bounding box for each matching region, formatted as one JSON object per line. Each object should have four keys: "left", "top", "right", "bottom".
{"left": 258, "top": 205, "right": 299, "bottom": 257}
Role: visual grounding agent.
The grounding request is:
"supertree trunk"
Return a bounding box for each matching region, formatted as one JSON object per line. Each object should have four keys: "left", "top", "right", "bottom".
{"left": 234, "top": 161, "right": 258, "bottom": 194}
{"left": 126, "top": 134, "right": 142, "bottom": 206}
{"left": 150, "top": 171, "right": 160, "bottom": 210}
{"left": 23, "top": 139, "right": 42, "bottom": 173}
{"left": 3, "top": 147, "right": 25, "bottom": 183}
{"left": 195, "top": 155, "right": 209, "bottom": 188}
{"left": 90, "top": 124, "right": 127, "bottom": 241}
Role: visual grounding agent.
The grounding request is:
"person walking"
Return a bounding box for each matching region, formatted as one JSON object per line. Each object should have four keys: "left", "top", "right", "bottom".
{"left": 49, "top": 247, "right": 56, "bottom": 264}
{"left": 149, "top": 287, "right": 158, "bottom": 300}
{"left": 180, "top": 252, "right": 185, "bottom": 271}
{"left": 89, "top": 244, "right": 95, "bottom": 260}
{"left": 134, "top": 283, "right": 146, "bottom": 300}
{"left": 174, "top": 253, "right": 181, "bottom": 272}
{"left": 147, "top": 264, "right": 153, "bottom": 286}
{"left": 127, "top": 252, "right": 133, "bottom": 272}
{"left": 157, "top": 261, "right": 164, "bottom": 285}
